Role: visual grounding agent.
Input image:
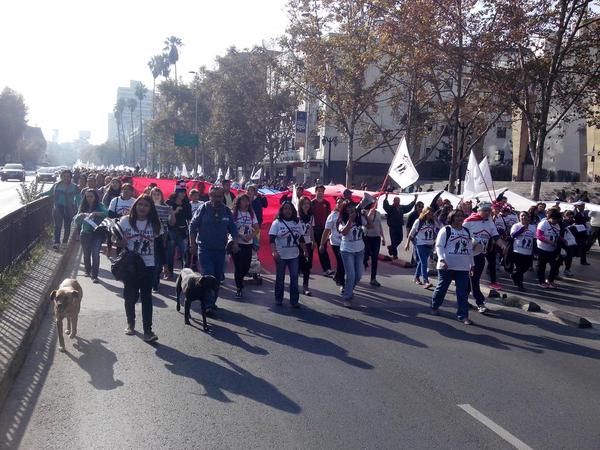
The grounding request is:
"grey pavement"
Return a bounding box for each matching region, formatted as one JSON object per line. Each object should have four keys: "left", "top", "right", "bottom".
{"left": 1, "top": 246, "right": 600, "bottom": 449}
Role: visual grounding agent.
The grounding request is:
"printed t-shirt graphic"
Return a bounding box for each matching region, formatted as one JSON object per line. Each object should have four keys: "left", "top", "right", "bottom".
{"left": 339, "top": 217, "right": 366, "bottom": 252}
{"left": 109, "top": 196, "right": 136, "bottom": 217}
{"left": 510, "top": 223, "right": 536, "bottom": 255}
{"left": 119, "top": 217, "right": 162, "bottom": 267}
{"left": 269, "top": 219, "right": 302, "bottom": 259}
{"left": 463, "top": 219, "right": 498, "bottom": 255}
{"left": 234, "top": 211, "right": 258, "bottom": 244}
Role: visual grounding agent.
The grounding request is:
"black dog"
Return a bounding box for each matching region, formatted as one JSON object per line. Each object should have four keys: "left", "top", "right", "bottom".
{"left": 175, "top": 269, "right": 218, "bottom": 332}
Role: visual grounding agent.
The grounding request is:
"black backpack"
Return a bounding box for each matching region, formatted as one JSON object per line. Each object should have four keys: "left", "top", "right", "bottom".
{"left": 110, "top": 250, "right": 146, "bottom": 283}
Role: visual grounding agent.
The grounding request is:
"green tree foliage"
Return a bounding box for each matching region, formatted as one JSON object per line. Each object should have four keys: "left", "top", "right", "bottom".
{"left": 163, "top": 36, "right": 183, "bottom": 81}
{"left": 79, "top": 141, "right": 121, "bottom": 166}
{"left": 0, "top": 87, "right": 28, "bottom": 164}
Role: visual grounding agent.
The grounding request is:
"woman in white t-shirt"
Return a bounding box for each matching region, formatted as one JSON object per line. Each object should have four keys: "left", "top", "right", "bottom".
{"left": 231, "top": 194, "right": 259, "bottom": 299}
{"left": 116, "top": 194, "right": 163, "bottom": 342}
{"left": 406, "top": 207, "right": 437, "bottom": 289}
{"left": 269, "top": 202, "right": 306, "bottom": 307}
{"left": 337, "top": 200, "right": 372, "bottom": 307}
{"left": 298, "top": 197, "right": 316, "bottom": 296}
{"left": 536, "top": 208, "right": 563, "bottom": 288}
{"left": 560, "top": 210, "right": 579, "bottom": 278}
{"left": 320, "top": 198, "right": 345, "bottom": 287}
{"left": 509, "top": 211, "right": 536, "bottom": 291}
{"left": 431, "top": 209, "right": 474, "bottom": 324}
{"left": 108, "top": 183, "right": 136, "bottom": 219}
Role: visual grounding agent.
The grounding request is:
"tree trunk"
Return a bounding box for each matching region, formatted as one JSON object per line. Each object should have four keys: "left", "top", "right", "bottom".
{"left": 130, "top": 112, "right": 135, "bottom": 164}
{"left": 447, "top": 0, "right": 464, "bottom": 195}
{"left": 530, "top": 133, "right": 546, "bottom": 200}
{"left": 345, "top": 128, "right": 354, "bottom": 187}
{"left": 139, "top": 99, "right": 143, "bottom": 167}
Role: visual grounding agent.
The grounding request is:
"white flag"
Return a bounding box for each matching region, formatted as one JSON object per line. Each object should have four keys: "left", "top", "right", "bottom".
{"left": 292, "top": 184, "right": 300, "bottom": 211}
{"left": 181, "top": 163, "right": 189, "bottom": 178}
{"left": 174, "top": 167, "right": 181, "bottom": 178}
{"left": 251, "top": 167, "right": 262, "bottom": 180}
{"left": 225, "top": 167, "right": 231, "bottom": 180}
{"left": 157, "top": 171, "right": 161, "bottom": 179}
{"left": 197, "top": 164, "right": 203, "bottom": 176}
{"left": 190, "top": 169, "right": 196, "bottom": 177}
{"left": 388, "top": 137, "right": 419, "bottom": 189}
{"left": 462, "top": 151, "right": 479, "bottom": 197}
{"left": 217, "top": 167, "right": 223, "bottom": 180}
{"left": 476, "top": 156, "right": 494, "bottom": 195}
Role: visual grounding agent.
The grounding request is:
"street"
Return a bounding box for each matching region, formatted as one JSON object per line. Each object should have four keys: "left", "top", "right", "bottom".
{"left": 1, "top": 248, "right": 599, "bottom": 449}
{"left": 0, "top": 176, "right": 50, "bottom": 219}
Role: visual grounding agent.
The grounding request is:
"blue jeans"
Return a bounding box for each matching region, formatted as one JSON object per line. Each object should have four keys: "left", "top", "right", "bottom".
{"left": 80, "top": 232, "right": 103, "bottom": 278}
{"left": 167, "top": 229, "right": 188, "bottom": 272}
{"left": 431, "top": 269, "right": 470, "bottom": 319}
{"left": 341, "top": 250, "right": 364, "bottom": 301}
{"left": 414, "top": 245, "right": 433, "bottom": 282}
{"left": 198, "top": 248, "right": 226, "bottom": 307}
{"left": 275, "top": 257, "right": 299, "bottom": 305}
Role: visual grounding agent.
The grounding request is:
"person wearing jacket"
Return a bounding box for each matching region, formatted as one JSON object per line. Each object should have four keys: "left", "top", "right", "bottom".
{"left": 246, "top": 185, "right": 268, "bottom": 227}
{"left": 39, "top": 169, "right": 81, "bottom": 250}
{"left": 73, "top": 188, "right": 108, "bottom": 283}
{"left": 189, "top": 186, "right": 239, "bottom": 312}
{"left": 311, "top": 185, "right": 334, "bottom": 276}
{"left": 166, "top": 182, "right": 193, "bottom": 276}
{"left": 560, "top": 210, "right": 579, "bottom": 278}
{"left": 572, "top": 201, "right": 590, "bottom": 265}
{"left": 383, "top": 193, "right": 417, "bottom": 259}
{"left": 430, "top": 209, "right": 475, "bottom": 325}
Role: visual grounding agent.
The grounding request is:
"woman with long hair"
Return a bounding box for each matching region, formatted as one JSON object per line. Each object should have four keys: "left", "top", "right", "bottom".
{"left": 166, "top": 185, "right": 193, "bottom": 277}
{"left": 232, "top": 194, "right": 259, "bottom": 298}
{"left": 150, "top": 187, "right": 176, "bottom": 290}
{"left": 102, "top": 177, "right": 122, "bottom": 207}
{"left": 298, "top": 196, "right": 316, "bottom": 296}
{"left": 363, "top": 199, "right": 385, "bottom": 287}
{"left": 405, "top": 207, "right": 437, "bottom": 289}
{"left": 38, "top": 169, "right": 80, "bottom": 250}
{"left": 536, "top": 208, "right": 563, "bottom": 289}
{"left": 320, "top": 197, "right": 345, "bottom": 287}
{"left": 337, "top": 200, "right": 372, "bottom": 307}
{"left": 117, "top": 194, "right": 163, "bottom": 342}
{"left": 73, "top": 188, "right": 108, "bottom": 283}
{"left": 269, "top": 202, "right": 306, "bottom": 307}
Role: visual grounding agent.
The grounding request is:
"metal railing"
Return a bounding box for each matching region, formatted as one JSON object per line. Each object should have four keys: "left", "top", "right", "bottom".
{"left": 0, "top": 197, "right": 53, "bottom": 274}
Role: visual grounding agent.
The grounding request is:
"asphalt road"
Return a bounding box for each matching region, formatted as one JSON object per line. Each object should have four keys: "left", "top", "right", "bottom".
{"left": 1, "top": 247, "right": 599, "bottom": 449}
{"left": 0, "top": 176, "right": 52, "bottom": 218}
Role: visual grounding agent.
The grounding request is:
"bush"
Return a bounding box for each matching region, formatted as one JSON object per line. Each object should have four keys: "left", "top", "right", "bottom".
{"left": 16, "top": 179, "right": 44, "bottom": 205}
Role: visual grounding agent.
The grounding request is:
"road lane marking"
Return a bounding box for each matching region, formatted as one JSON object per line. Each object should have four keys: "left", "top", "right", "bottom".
{"left": 458, "top": 404, "right": 534, "bottom": 450}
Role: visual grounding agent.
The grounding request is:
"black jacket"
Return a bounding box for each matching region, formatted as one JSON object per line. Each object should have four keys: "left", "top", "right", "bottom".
{"left": 383, "top": 196, "right": 416, "bottom": 228}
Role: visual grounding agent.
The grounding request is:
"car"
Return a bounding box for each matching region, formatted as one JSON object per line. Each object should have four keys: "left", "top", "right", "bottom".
{"left": 36, "top": 167, "right": 58, "bottom": 183}
{"left": 0, "top": 163, "right": 26, "bottom": 182}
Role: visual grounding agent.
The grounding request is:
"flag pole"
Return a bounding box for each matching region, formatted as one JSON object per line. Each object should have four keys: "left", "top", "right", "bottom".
{"left": 474, "top": 158, "right": 495, "bottom": 203}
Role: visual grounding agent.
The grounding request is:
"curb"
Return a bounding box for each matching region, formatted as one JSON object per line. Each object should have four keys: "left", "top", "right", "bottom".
{"left": 550, "top": 310, "right": 593, "bottom": 329}
{"left": 0, "top": 236, "right": 78, "bottom": 410}
{"left": 486, "top": 290, "right": 593, "bottom": 329}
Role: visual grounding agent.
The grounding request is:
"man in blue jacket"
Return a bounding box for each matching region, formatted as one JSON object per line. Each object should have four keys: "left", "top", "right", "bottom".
{"left": 189, "top": 186, "right": 238, "bottom": 312}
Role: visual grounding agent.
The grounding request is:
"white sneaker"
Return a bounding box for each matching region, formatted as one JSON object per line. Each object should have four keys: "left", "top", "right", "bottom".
{"left": 477, "top": 305, "right": 488, "bottom": 314}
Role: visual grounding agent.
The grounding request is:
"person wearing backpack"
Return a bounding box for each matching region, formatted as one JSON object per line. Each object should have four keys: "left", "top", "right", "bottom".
{"left": 108, "top": 183, "right": 136, "bottom": 219}
{"left": 116, "top": 194, "right": 163, "bottom": 342}
{"left": 405, "top": 207, "right": 437, "bottom": 289}
{"left": 509, "top": 211, "right": 537, "bottom": 291}
{"left": 430, "top": 209, "right": 475, "bottom": 325}
{"left": 73, "top": 188, "right": 108, "bottom": 283}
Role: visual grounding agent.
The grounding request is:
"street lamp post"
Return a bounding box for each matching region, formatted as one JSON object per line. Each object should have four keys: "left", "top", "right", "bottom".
{"left": 189, "top": 71, "right": 200, "bottom": 173}
{"left": 321, "top": 135, "right": 338, "bottom": 184}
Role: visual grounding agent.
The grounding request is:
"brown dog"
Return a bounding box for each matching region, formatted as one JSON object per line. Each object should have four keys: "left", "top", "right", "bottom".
{"left": 50, "top": 279, "right": 83, "bottom": 351}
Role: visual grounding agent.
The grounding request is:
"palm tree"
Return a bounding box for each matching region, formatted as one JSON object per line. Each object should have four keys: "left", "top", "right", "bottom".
{"left": 163, "top": 36, "right": 183, "bottom": 81}
{"left": 147, "top": 54, "right": 167, "bottom": 115}
{"left": 134, "top": 83, "right": 148, "bottom": 165}
{"left": 127, "top": 98, "right": 137, "bottom": 164}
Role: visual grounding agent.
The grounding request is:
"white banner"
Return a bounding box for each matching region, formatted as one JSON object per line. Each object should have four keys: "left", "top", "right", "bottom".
{"left": 388, "top": 137, "right": 419, "bottom": 189}
{"left": 462, "top": 151, "right": 479, "bottom": 197}
{"left": 476, "top": 156, "right": 494, "bottom": 195}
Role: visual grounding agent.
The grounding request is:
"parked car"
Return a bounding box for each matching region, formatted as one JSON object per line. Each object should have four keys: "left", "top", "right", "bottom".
{"left": 36, "top": 167, "right": 58, "bottom": 183}
{"left": 0, "top": 163, "right": 26, "bottom": 182}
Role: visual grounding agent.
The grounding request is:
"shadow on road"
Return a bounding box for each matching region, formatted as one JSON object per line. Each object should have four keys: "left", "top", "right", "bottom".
{"left": 68, "top": 337, "right": 124, "bottom": 390}
{"left": 0, "top": 311, "right": 57, "bottom": 449}
{"left": 218, "top": 309, "right": 376, "bottom": 369}
{"left": 155, "top": 345, "right": 301, "bottom": 413}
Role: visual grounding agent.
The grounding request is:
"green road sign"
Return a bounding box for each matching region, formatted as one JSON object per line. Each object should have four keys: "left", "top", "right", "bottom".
{"left": 174, "top": 133, "right": 199, "bottom": 147}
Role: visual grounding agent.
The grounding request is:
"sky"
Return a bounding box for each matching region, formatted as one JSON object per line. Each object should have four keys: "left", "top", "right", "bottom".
{"left": 1, "top": 0, "right": 289, "bottom": 144}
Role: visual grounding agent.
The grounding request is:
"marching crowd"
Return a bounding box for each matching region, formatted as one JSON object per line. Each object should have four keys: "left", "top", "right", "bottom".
{"left": 39, "top": 168, "right": 599, "bottom": 340}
